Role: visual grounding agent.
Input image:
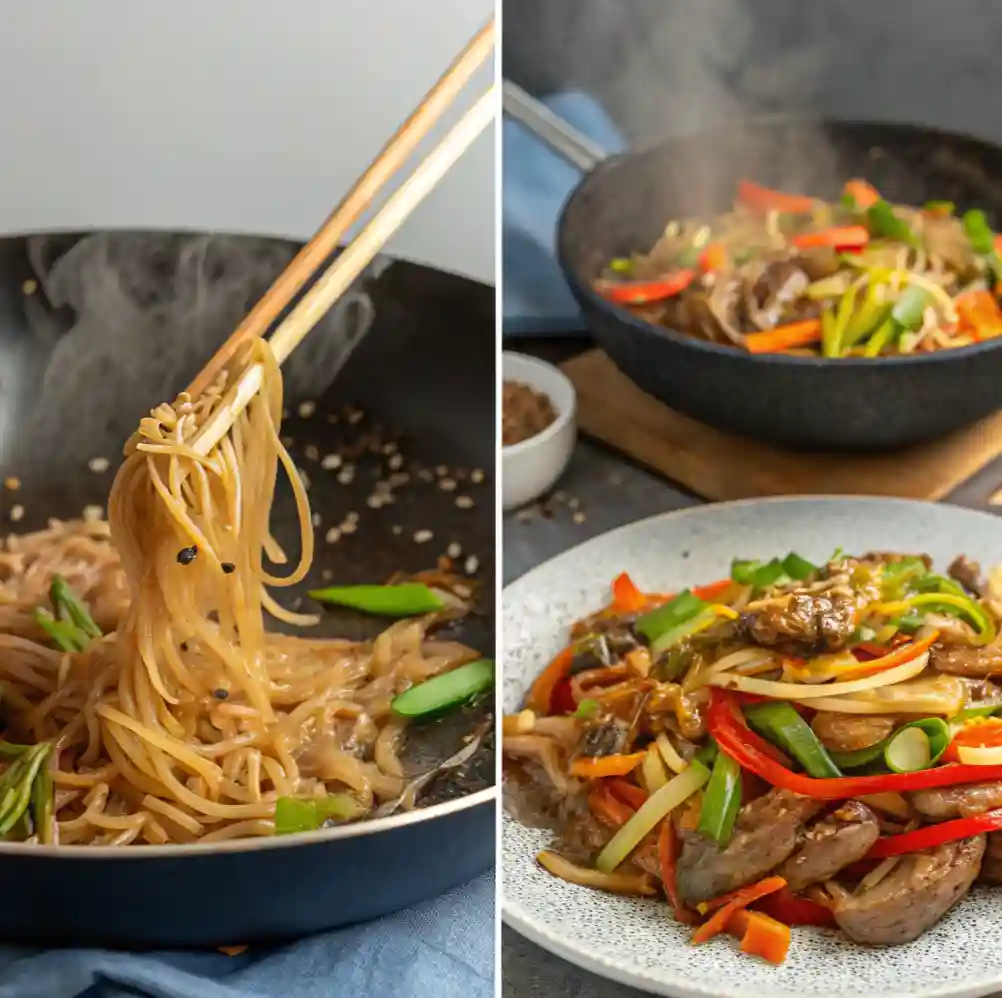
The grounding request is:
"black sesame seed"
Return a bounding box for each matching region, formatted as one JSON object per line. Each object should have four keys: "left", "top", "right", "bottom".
{"left": 221, "top": 562, "right": 235, "bottom": 574}
{"left": 180, "top": 642, "right": 188, "bottom": 652}
{"left": 177, "top": 545, "right": 198, "bottom": 565}
{"left": 212, "top": 688, "right": 229, "bottom": 700}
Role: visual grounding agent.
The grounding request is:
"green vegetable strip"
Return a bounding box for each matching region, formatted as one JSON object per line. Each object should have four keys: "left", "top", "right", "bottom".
{"left": 391, "top": 658, "right": 494, "bottom": 718}
{"left": 842, "top": 297, "right": 890, "bottom": 353}
{"left": 0, "top": 744, "right": 51, "bottom": 837}
{"left": 307, "top": 583, "right": 445, "bottom": 617}
{"left": 782, "top": 552, "right": 818, "bottom": 581}
{"left": 573, "top": 699, "right": 600, "bottom": 719}
{"left": 830, "top": 283, "right": 859, "bottom": 357}
{"left": 635, "top": 591, "right": 707, "bottom": 645}
{"left": 694, "top": 738, "right": 719, "bottom": 768}
{"left": 863, "top": 317, "right": 896, "bottom": 357}
{"left": 890, "top": 285, "right": 930, "bottom": 332}
{"left": 274, "top": 793, "right": 366, "bottom": 835}
{"left": 963, "top": 209, "right": 995, "bottom": 255}
{"left": 50, "top": 576, "right": 101, "bottom": 639}
{"left": 31, "top": 755, "right": 54, "bottom": 845}
{"left": 821, "top": 309, "right": 840, "bottom": 358}
{"left": 744, "top": 701, "right": 842, "bottom": 778}
{"left": 697, "top": 751, "right": 742, "bottom": 847}
{"left": 866, "top": 200, "right": 917, "bottom": 246}
{"left": 829, "top": 740, "right": 888, "bottom": 771}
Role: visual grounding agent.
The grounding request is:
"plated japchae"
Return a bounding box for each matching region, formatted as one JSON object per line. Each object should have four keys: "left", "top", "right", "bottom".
{"left": 596, "top": 178, "right": 1002, "bottom": 356}
{"left": 504, "top": 549, "right": 1002, "bottom": 963}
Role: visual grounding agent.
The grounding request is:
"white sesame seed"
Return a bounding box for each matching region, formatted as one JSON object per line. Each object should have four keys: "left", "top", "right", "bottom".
{"left": 388, "top": 473, "right": 410, "bottom": 488}
{"left": 21, "top": 279, "right": 37, "bottom": 295}
{"left": 281, "top": 436, "right": 294, "bottom": 448}
{"left": 554, "top": 490, "right": 568, "bottom": 503}
{"left": 88, "top": 457, "right": 110, "bottom": 473}
{"left": 391, "top": 525, "right": 403, "bottom": 535}
{"left": 347, "top": 407, "right": 364, "bottom": 425}
{"left": 388, "top": 454, "right": 404, "bottom": 471}
{"left": 418, "top": 469, "right": 434, "bottom": 483}
{"left": 325, "top": 527, "right": 341, "bottom": 543}
{"left": 346, "top": 511, "right": 360, "bottom": 524}
{"left": 83, "top": 505, "right": 104, "bottom": 521}
{"left": 464, "top": 555, "right": 479, "bottom": 575}
{"left": 381, "top": 442, "right": 398, "bottom": 455}
{"left": 9, "top": 504, "right": 24, "bottom": 522}
{"left": 413, "top": 529, "right": 434, "bottom": 544}
{"left": 435, "top": 465, "right": 448, "bottom": 477}
{"left": 305, "top": 445, "right": 320, "bottom": 462}
{"left": 298, "top": 401, "right": 316, "bottom": 418}
{"left": 336, "top": 467, "right": 355, "bottom": 485}
{"left": 470, "top": 469, "right": 485, "bottom": 484}
{"left": 439, "top": 478, "right": 457, "bottom": 492}
{"left": 326, "top": 413, "right": 338, "bottom": 424}
{"left": 572, "top": 511, "right": 587, "bottom": 524}
{"left": 312, "top": 513, "right": 322, "bottom": 527}
{"left": 321, "top": 454, "right": 343, "bottom": 471}
{"left": 568, "top": 498, "right": 581, "bottom": 510}
{"left": 322, "top": 569, "right": 334, "bottom": 580}
{"left": 366, "top": 495, "right": 383, "bottom": 509}
{"left": 455, "top": 495, "right": 474, "bottom": 509}
{"left": 341, "top": 520, "right": 358, "bottom": 535}
{"left": 447, "top": 542, "right": 462, "bottom": 559}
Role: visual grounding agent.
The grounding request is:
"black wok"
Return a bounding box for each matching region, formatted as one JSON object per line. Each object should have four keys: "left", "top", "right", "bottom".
{"left": 527, "top": 101, "right": 1002, "bottom": 449}
{"left": 0, "top": 233, "right": 495, "bottom": 946}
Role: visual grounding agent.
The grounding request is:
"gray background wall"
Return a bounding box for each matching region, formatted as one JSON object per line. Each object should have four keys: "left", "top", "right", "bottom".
{"left": 503, "top": 0, "right": 1002, "bottom": 145}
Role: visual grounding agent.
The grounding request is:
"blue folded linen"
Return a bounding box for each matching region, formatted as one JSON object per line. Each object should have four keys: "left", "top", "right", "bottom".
{"left": 0, "top": 872, "right": 494, "bottom": 998}
{"left": 502, "top": 92, "right": 626, "bottom": 335}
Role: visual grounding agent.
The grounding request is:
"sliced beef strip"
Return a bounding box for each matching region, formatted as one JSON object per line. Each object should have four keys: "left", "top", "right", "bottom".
{"left": 948, "top": 555, "right": 984, "bottom": 597}
{"left": 910, "top": 781, "right": 1002, "bottom": 820}
{"left": 742, "top": 591, "right": 856, "bottom": 656}
{"left": 830, "top": 835, "right": 985, "bottom": 945}
{"left": 776, "top": 801, "right": 880, "bottom": 892}
{"left": 675, "top": 789, "right": 823, "bottom": 906}
{"left": 980, "top": 832, "right": 1002, "bottom": 884}
{"left": 811, "top": 713, "right": 898, "bottom": 754}
{"left": 930, "top": 641, "right": 1002, "bottom": 678}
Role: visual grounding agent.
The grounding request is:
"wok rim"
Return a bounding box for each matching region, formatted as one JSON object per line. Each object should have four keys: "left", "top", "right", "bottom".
{"left": 0, "top": 784, "right": 495, "bottom": 861}
{"left": 557, "top": 114, "right": 1002, "bottom": 369}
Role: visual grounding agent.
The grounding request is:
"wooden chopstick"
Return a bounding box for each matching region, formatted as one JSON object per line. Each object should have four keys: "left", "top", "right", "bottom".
{"left": 187, "top": 16, "right": 495, "bottom": 398}
{"left": 190, "top": 85, "right": 495, "bottom": 458}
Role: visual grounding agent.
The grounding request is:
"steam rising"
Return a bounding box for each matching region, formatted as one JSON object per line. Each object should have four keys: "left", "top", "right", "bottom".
{"left": 12, "top": 233, "right": 386, "bottom": 475}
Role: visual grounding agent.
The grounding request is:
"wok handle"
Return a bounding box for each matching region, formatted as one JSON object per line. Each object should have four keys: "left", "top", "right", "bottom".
{"left": 502, "top": 79, "right": 606, "bottom": 172}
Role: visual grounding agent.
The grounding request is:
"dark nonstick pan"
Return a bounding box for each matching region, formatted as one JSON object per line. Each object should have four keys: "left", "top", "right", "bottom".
{"left": 505, "top": 82, "right": 1002, "bottom": 450}
{"left": 0, "top": 232, "right": 495, "bottom": 947}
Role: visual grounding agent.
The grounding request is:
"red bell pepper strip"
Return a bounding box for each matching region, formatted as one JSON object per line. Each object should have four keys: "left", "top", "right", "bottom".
{"left": 737, "top": 180, "right": 814, "bottom": 215}
{"left": 942, "top": 717, "right": 1002, "bottom": 763}
{"left": 792, "top": 226, "right": 870, "bottom": 251}
{"left": 754, "top": 887, "right": 836, "bottom": 928}
{"left": 868, "top": 808, "right": 1002, "bottom": 858}
{"left": 526, "top": 645, "right": 575, "bottom": 714}
{"left": 588, "top": 785, "right": 634, "bottom": 827}
{"left": 611, "top": 572, "right": 647, "bottom": 614}
{"left": 549, "top": 677, "right": 577, "bottom": 716}
{"left": 708, "top": 688, "right": 1002, "bottom": 799}
{"left": 606, "top": 778, "right": 649, "bottom": 810}
{"left": 597, "top": 270, "right": 695, "bottom": 305}
{"left": 691, "top": 578, "right": 734, "bottom": 602}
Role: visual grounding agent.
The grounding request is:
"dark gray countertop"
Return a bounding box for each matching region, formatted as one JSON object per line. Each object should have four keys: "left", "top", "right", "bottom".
{"left": 501, "top": 336, "right": 1002, "bottom": 997}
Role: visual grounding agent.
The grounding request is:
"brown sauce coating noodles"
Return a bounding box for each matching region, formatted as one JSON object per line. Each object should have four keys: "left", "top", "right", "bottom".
{"left": 0, "top": 341, "right": 478, "bottom": 845}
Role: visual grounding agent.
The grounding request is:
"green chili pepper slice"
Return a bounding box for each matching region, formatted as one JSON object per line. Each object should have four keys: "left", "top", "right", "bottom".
{"left": 744, "top": 701, "right": 842, "bottom": 778}
{"left": 308, "top": 583, "right": 445, "bottom": 617}
{"left": 697, "top": 751, "right": 742, "bottom": 847}
{"left": 883, "top": 718, "right": 951, "bottom": 774}
{"left": 694, "top": 738, "right": 719, "bottom": 768}
{"left": 274, "top": 793, "right": 366, "bottom": 835}
{"left": 890, "top": 285, "right": 931, "bottom": 332}
{"left": 391, "top": 658, "right": 494, "bottom": 718}
{"left": 963, "top": 209, "right": 996, "bottom": 255}
{"left": 866, "top": 200, "right": 918, "bottom": 246}
{"left": 829, "top": 740, "right": 888, "bottom": 771}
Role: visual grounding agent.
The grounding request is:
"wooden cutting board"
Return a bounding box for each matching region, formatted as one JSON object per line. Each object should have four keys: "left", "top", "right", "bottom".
{"left": 561, "top": 349, "right": 1002, "bottom": 501}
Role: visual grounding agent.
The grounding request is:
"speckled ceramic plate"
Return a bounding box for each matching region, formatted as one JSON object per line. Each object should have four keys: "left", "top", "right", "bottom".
{"left": 502, "top": 497, "right": 1002, "bottom": 998}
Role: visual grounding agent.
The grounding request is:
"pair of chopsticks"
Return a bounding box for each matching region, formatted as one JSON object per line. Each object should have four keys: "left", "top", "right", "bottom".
{"left": 186, "top": 18, "right": 495, "bottom": 457}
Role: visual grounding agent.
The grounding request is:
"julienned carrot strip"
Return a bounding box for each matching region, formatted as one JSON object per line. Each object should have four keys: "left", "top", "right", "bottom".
{"left": 699, "top": 242, "right": 728, "bottom": 272}
{"left": 657, "top": 817, "right": 680, "bottom": 910}
{"left": 526, "top": 646, "right": 574, "bottom": 713}
{"left": 792, "top": 226, "right": 869, "bottom": 251}
{"left": 745, "top": 320, "right": 822, "bottom": 355}
{"left": 571, "top": 752, "right": 647, "bottom": 779}
{"left": 737, "top": 180, "right": 814, "bottom": 215}
{"left": 607, "top": 779, "right": 648, "bottom": 809}
{"left": 691, "top": 876, "right": 787, "bottom": 945}
{"left": 588, "top": 786, "right": 634, "bottom": 827}
{"left": 691, "top": 579, "right": 734, "bottom": 601}
{"left": 956, "top": 289, "right": 1002, "bottom": 341}
{"left": 843, "top": 179, "right": 881, "bottom": 210}
{"left": 611, "top": 572, "right": 647, "bottom": 613}
{"left": 737, "top": 911, "right": 791, "bottom": 964}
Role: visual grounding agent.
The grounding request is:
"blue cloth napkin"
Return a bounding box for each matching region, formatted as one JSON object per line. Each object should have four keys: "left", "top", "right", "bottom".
{"left": 0, "top": 872, "right": 494, "bottom": 998}
{"left": 502, "top": 92, "right": 626, "bottom": 335}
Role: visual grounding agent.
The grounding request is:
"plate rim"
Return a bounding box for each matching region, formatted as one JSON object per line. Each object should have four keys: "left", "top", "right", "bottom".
{"left": 502, "top": 495, "right": 1002, "bottom": 998}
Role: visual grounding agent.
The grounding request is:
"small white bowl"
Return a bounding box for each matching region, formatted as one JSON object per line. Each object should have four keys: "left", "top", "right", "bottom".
{"left": 502, "top": 351, "right": 576, "bottom": 511}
